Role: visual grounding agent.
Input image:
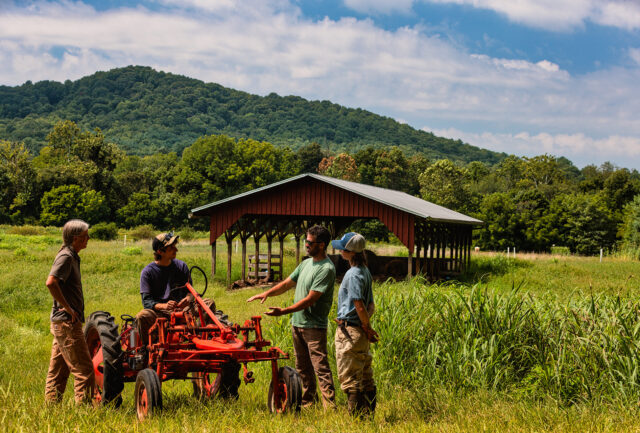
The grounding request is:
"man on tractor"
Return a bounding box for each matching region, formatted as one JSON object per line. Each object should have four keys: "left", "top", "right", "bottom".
{"left": 135, "top": 232, "right": 230, "bottom": 344}
{"left": 247, "top": 224, "right": 337, "bottom": 409}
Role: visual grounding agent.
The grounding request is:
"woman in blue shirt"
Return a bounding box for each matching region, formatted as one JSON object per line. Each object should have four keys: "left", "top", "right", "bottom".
{"left": 331, "top": 232, "right": 379, "bottom": 417}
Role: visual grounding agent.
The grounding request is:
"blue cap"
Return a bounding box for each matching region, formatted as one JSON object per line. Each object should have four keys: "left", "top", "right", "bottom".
{"left": 331, "top": 232, "right": 366, "bottom": 253}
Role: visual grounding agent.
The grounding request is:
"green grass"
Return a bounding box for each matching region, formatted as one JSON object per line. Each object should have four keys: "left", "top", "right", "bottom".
{"left": 2, "top": 231, "right": 640, "bottom": 432}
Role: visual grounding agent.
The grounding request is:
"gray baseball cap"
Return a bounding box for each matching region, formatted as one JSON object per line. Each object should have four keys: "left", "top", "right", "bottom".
{"left": 331, "top": 232, "right": 366, "bottom": 253}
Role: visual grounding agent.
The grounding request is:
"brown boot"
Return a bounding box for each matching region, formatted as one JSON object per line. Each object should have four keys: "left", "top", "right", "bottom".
{"left": 363, "top": 386, "right": 376, "bottom": 416}
{"left": 346, "top": 390, "right": 361, "bottom": 416}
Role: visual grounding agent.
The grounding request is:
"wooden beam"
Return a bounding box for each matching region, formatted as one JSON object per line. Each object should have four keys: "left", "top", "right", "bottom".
{"left": 279, "top": 237, "right": 284, "bottom": 281}
{"left": 225, "top": 232, "right": 232, "bottom": 289}
{"left": 242, "top": 239, "right": 247, "bottom": 282}
{"left": 211, "top": 241, "right": 216, "bottom": 279}
{"left": 295, "top": 235, "right": 301, "bottom": 264}
{"left": 254, "top": 237, "right": 260, "bottom": 281}
{"left": 267, "top": 238, "right": 272, "bottom": 282}
{"left": 415, "top": 222, "right": 422, "bottom": 276}
{"left": 429, "top": 223, "right": 435, "bottom": 282}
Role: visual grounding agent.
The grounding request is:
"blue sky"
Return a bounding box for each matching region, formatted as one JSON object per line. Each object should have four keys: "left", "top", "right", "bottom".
{"left": 1, "top": 0, "right": 640, "bottom": 170}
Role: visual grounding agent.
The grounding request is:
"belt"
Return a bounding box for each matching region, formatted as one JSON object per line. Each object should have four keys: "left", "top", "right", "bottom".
{"left": 336, "top": 319, "right": 360, "bottom": 327}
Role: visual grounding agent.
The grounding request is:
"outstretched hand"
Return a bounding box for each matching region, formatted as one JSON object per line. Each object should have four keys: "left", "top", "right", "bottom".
{"left": 264, "top": 306, "right": 286, "bottom": 317}
{"left": 247, "top": 292, "right": 268, "bottom": 304}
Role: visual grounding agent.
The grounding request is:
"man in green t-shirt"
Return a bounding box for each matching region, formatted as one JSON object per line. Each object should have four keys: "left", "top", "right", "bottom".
{"left": 247, "top": 225, "right": 336, "bottom": 408}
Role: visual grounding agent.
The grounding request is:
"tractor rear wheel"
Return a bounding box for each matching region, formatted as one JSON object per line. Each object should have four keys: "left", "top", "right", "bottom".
{"left": 83, "top": 311, "right": 124, "bottom": 407}
{"left": 135, "top": 368, "right": 162, "bottom": 420}
{"left": 267, "top": 366, "right": 302, "bottom": 413}
{"left": 192, "top": 360, "right": 241, "bottom": 400}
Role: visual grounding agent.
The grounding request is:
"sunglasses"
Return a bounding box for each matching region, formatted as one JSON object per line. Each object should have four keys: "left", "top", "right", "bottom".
{"left": 163, "top": 232, "right": 175, "bottom": 242}
{"left": 305, "top": 239, "right": 322, "bottom": 245}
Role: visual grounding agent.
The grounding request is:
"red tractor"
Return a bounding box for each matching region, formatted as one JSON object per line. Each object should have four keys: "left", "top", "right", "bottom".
{"left": 83, "top": 266, "right": 302, "bottom": 419}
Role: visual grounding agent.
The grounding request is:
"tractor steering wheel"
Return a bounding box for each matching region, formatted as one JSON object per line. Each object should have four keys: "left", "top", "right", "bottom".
{"left": 189, "top": 265, "right": 208, "bottom": 298}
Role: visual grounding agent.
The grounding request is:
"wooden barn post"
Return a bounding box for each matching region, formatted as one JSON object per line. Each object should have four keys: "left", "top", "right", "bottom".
{"left": 225, "top": 231, "right": 233, "bottom": 289}
{"left": 211, "top": 241, "right": 216, "bottom": 278}
{"left": 254, "top": 235, "right": 260, "bottom": 281}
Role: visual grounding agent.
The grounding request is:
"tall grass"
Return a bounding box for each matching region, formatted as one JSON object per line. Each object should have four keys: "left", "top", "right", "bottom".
{"left": 370, "top": 280, "right": 640, "bottom": 405}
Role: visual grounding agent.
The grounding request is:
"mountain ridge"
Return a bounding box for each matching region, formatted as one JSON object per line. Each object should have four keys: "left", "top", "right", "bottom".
{"left": 0, "top": 65, "right": 506, "bottom": 164}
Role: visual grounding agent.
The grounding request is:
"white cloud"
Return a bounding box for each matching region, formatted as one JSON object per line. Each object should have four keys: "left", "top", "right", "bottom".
{"left": 595, "top": 0, "right": 640, "bottom": 31}
{"left": 343, "top": 0, "right": 640, "bottom": 32}
{"left": 424, "top": 127, "right": 640, "bottom": 168}
{"left": 1, "top": 1, "right": 640, "bottom": 168}
{"left": 630, "top": 47, "right": 640, "bottom": 65}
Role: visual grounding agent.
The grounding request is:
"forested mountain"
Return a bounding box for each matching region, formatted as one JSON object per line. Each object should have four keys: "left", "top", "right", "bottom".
{"left": 0, "top": 66, "right": 504, "bottom": 164}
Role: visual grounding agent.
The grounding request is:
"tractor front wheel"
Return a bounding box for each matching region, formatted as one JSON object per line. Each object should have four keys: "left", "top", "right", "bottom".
{"left": 135, "top": 368, "right": 162, "bottom": 420}
{"left": 83, "top": 311, "right": 124, "bottom": 407}
{"left": 267, "top": 366, "right": 302, "bottom": 414}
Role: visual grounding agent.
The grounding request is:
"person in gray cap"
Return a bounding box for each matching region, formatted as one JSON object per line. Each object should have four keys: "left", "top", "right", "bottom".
{"left": 332, "top": 231, "right": 378, "bottom": 417}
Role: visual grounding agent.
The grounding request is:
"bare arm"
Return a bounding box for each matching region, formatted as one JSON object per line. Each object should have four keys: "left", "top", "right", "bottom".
{"left": 46, "top": 275, "right": 80, "bottom": 323}
{"left": 354, "top": 299, "right": 379, "bottom": 343}
{"left": 247, "top": 277, "right": 296, "bottom": 304}
{"left": 265, "top": 290, "right": 323, "bottom": 317}
{"left": 367, "top": 302, "right": 375, "bottom": 317}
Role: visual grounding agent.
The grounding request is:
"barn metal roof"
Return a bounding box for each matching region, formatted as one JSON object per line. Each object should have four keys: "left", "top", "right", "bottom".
{"left": 191, "top": 173, "right": 482, "bottom": 225}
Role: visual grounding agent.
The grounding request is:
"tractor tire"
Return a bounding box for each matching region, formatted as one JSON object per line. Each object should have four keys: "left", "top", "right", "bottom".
{"left": 84, "top": 311, "right": 124, "bottom": 407}
{"left": 267, "top": 366, "right": 302, "bottom": 414}
{"left": 192, "top": 360, "right": 241, "bottom": 400}
{"left": 135, "top": 368, "right": 162, "bottom": 420}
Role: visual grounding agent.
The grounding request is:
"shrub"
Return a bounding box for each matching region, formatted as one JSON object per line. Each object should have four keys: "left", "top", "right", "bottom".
{"left": 90, "top": 222, "right": 119, "bottom": 241}
{"left": 122, "top": 246, "right": 142, "bottom": 255}
{"left": 550, "top": 246, "right": 570, "bottom": 256}
{"left": 178, "top": 226, "right": 196, "bottom": 241}
{"left": 6, "top": 225, "right": 47, "bottom": 236}
{"left": 129, "top": 224, "right": 155, "bottom": 241}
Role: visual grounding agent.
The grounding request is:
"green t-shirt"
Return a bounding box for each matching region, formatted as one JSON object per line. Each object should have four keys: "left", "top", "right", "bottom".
{"left": 289, "top": 257, "right": 336, "bottom": 328}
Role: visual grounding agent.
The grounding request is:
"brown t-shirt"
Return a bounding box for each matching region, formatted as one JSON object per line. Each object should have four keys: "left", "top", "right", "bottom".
{"left": 49, "top": 246, "right": 84, "bottom": 322}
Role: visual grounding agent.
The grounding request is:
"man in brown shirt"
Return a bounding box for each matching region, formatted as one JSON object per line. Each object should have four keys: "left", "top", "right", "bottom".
{"left": 44, "top": 219, "right": 95, "bottom": 405}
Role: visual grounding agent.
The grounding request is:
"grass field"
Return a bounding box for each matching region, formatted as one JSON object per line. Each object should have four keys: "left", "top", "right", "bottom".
{"left": 2, "top": 229, "right": 640, "bottom": 432}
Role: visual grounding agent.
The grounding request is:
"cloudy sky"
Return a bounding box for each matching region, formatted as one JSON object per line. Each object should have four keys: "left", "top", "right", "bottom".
{"left": 1, "top": 0, "right": 640, "bottom": 170}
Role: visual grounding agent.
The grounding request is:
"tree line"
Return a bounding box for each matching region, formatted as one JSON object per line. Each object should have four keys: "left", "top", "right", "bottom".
{"left": 1, "top": 120, "right": 639, "bottom": 255}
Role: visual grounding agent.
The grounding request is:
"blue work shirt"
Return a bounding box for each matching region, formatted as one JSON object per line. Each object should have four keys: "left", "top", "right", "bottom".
{"left": 336, "top": 265, "right": 373, "bottom": 324}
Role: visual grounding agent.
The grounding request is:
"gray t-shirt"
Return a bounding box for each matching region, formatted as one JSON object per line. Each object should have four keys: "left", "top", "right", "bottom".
{"left": 336, "top": 265, "right": 373, "bottom": 325}
{"left": 289, "top": 257, "right": 335, "bottom": 328}
{"left": 49, "top": 246, "right": 84, "bottom": 322}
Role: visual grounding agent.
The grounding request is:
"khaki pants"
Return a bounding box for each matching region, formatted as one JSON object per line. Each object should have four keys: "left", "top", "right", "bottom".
{"left": 291, "top": 326, "right": 336, "bottom": 408}
{"left": 45, "top": 320, "right": 95, "bottom": 404}
{"left": 335, "top": 325, "right": 375, "bottom": 393}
